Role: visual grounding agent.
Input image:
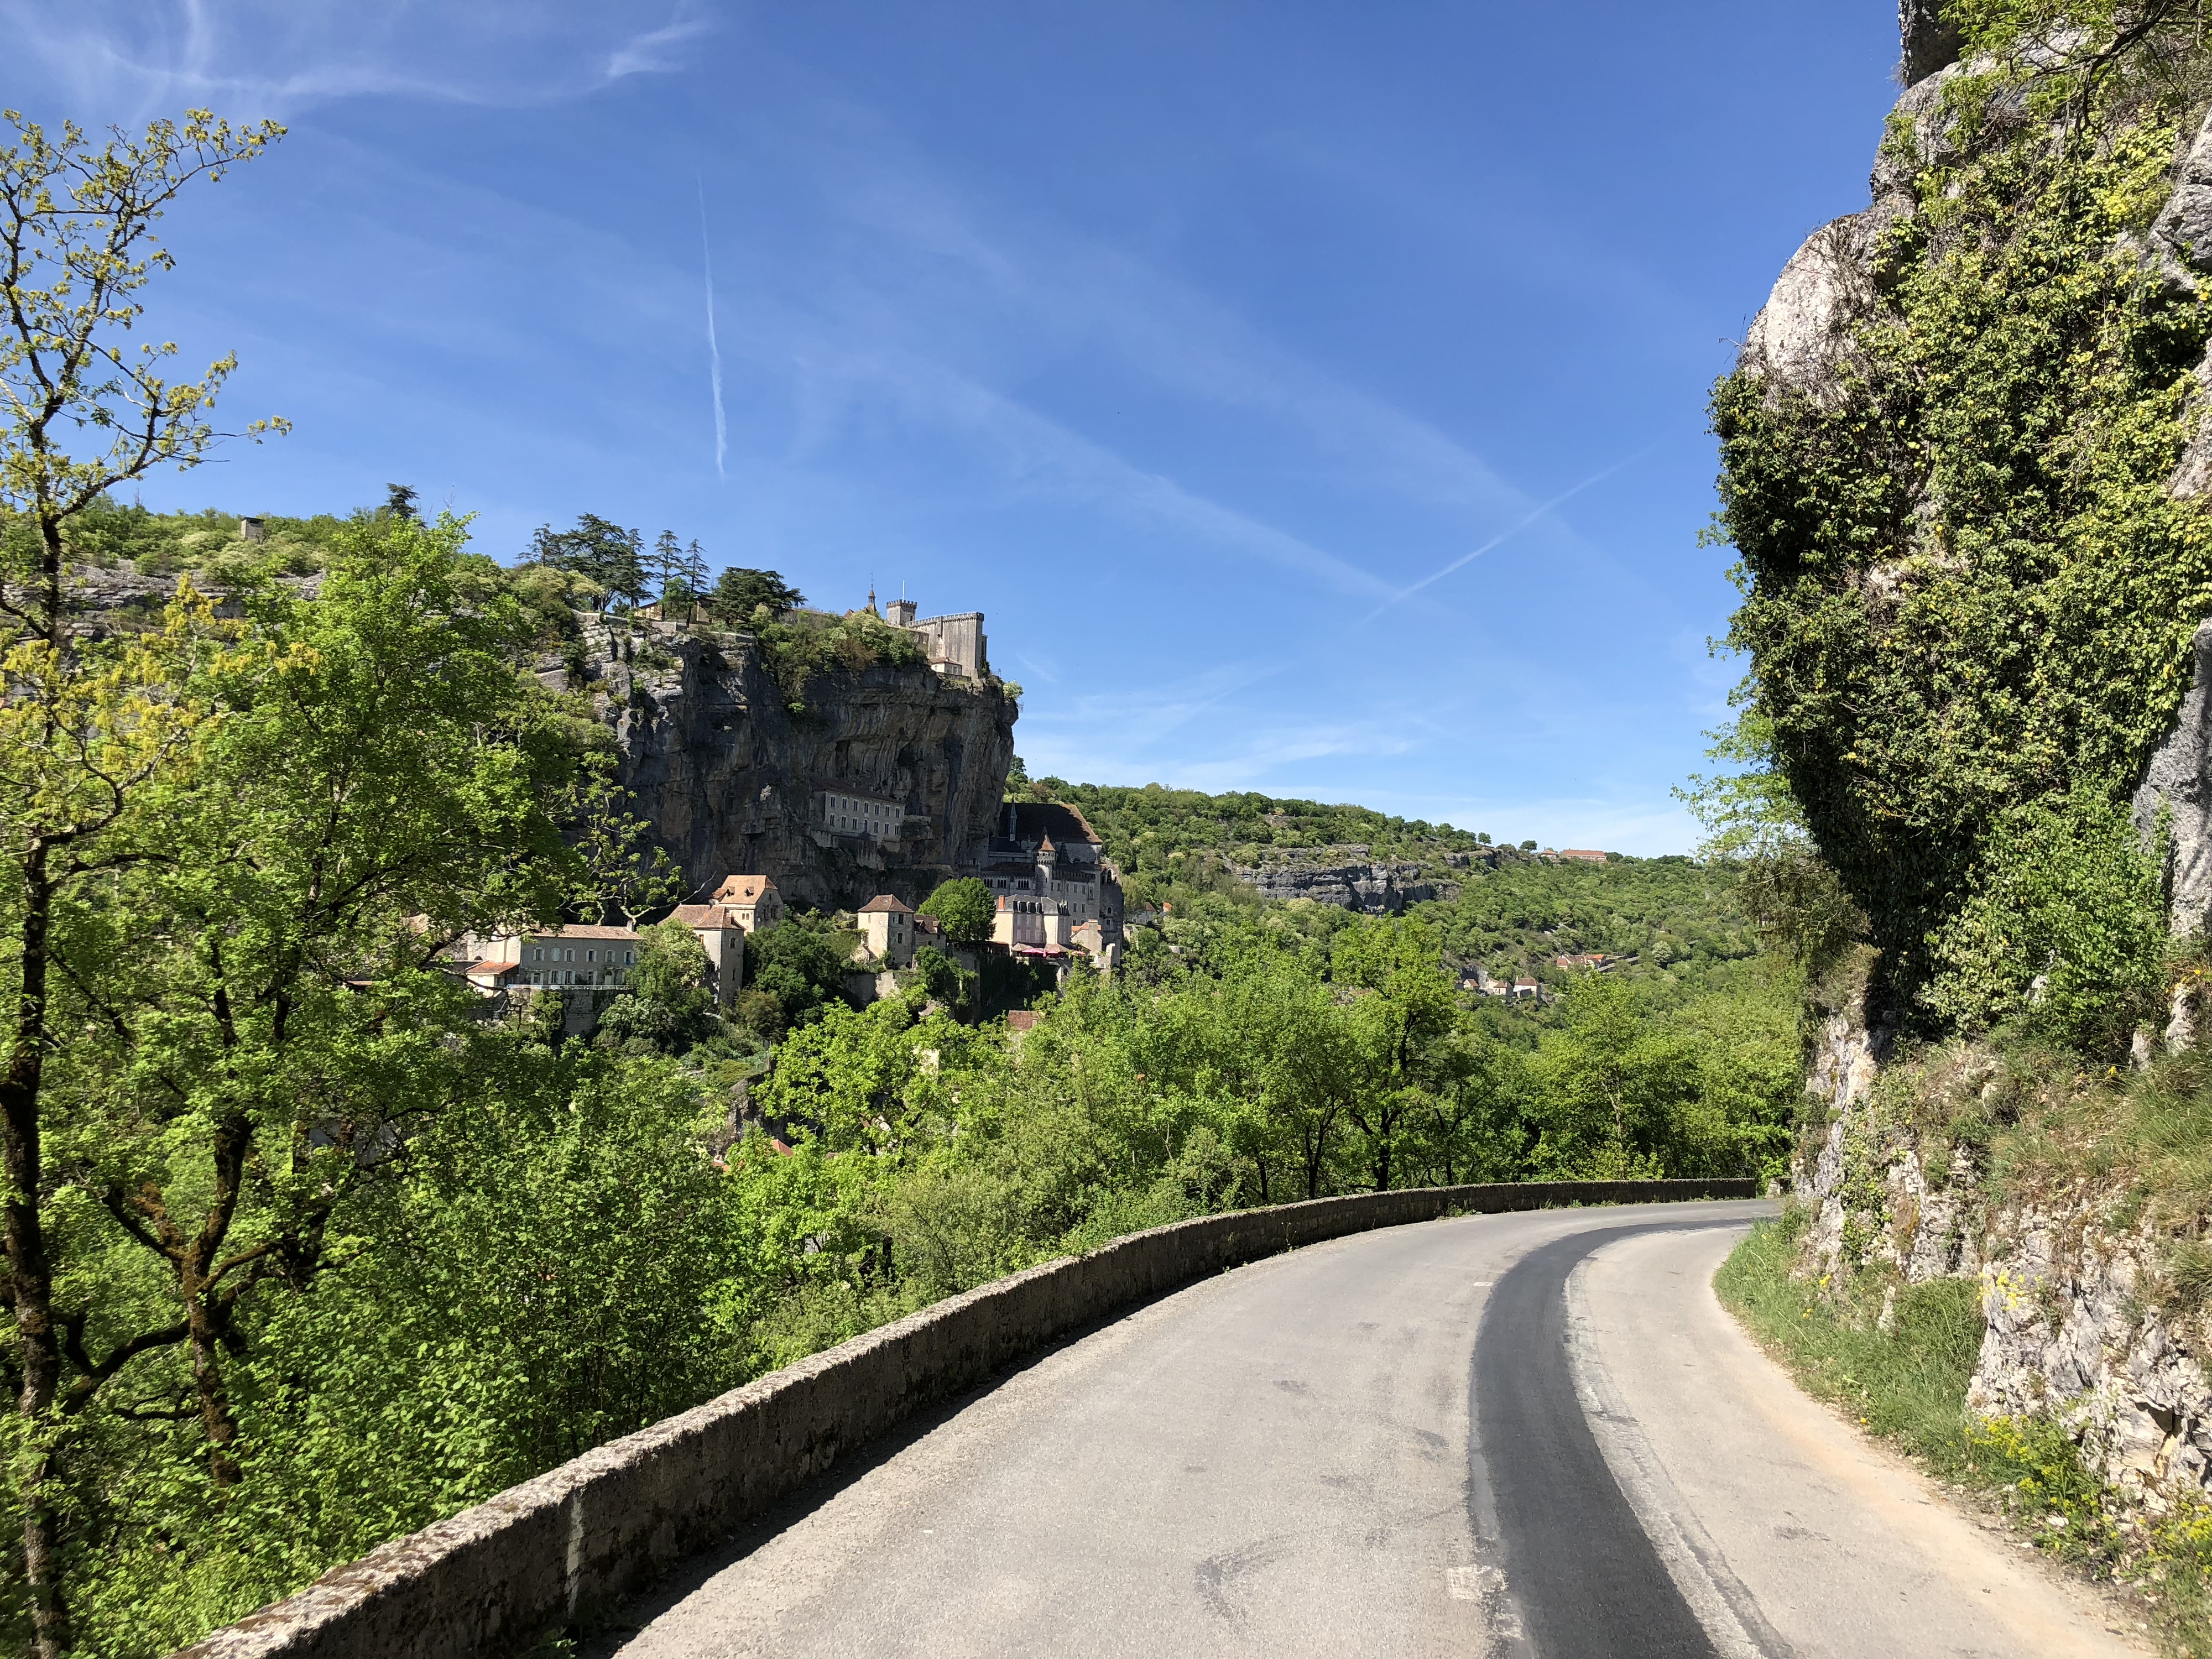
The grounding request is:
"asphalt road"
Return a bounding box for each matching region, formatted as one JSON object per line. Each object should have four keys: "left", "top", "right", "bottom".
{"left": 596, "top": 1201, "right": 2145, "bottom": 1659}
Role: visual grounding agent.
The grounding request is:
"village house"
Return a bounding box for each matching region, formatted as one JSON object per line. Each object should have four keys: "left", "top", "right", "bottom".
{"left": 467, "top": 924, "right": 642, "bottom": 994}
{"left": 1557, "top": 848, "right": 1608, "bottom": 864}
{"left": 667, "top": 901, "right": 748, "bottom": 1003}
{"left": 1553, "top": 951, "right": 1627, "bottom": 973}
{"left": 711, "top": 874, "right": 785, "bottom": 931}
{"left": 855, "top": 894, "right": 916, "bottom": 967}
{"left": 460, "top": 875, "right": 786, "bottom": 1016}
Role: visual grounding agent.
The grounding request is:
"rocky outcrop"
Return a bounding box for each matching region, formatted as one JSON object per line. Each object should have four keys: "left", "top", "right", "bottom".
{"left": 1227, "top": 848, "right": 1455, "bottom": 914}
{"left": 53, "top": 570, "right": 1018, "bottom": 914}
{"left": 559, "top": 614, "right": 1016, "bottom": 911}
{"left": 2135, "top": 620, "right": 2212, "bottom": 939}
{"left": 1793, "top": 1013, "right": 2212, "bottom": 1512}
{"left": 1796, "top": 970, "right": 1980, "bottom": 1290}
{"left": 1900, "top": 0, "right": 1964, "bottom": 86}
{"left": 1971, "top": 1205, "right": 2212, "bottom": 1510}
{"left": 1762, "top": 5, "right": 2212, "bottom": 1525}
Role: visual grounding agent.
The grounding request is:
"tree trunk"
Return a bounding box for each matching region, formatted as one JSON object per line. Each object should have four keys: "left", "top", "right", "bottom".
{"left": 4, "top": 844, "right": 70, "bottom": 1656}
{"left": 181, "top": 1111, "right": 253, "bottom": 1488}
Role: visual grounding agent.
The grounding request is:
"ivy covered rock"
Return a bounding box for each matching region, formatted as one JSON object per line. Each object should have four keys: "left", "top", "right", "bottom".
{"left": 1717, "top": 25, "right": 2212, "bottom": 1040}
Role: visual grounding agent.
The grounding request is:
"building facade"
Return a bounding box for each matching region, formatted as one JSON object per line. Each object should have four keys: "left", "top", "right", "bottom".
{"left": 856, "top": 894, "right": 916, "bottom": 967}
{"left": 669, "top": 902, "right": 748, "bottom": 1003}
{"left": 461, "top": 875, "right": 785, "bottom": 1017}
{"left": 883, "top": 596, "right": 989, "bottom": 679}
{"left": 468, "top": 923, "right": 641, "bottom": 992}
{"left": 977, "top": 801, "right": 1124, "bottom": 943}
{"left": 815, "top": 790, "right": 906, "bottom": 842}
{"left": 712, "top": 874, "right": 786, "bottom": 931}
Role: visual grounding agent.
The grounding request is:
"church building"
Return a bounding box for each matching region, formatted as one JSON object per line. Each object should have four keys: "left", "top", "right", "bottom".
{"left": 978, "top": 802, "right": 1124, "bottom": 946}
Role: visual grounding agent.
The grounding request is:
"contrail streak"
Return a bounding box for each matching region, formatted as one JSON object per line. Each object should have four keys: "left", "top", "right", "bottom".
{"left": 1360, "top": 446, "right": 1654, "bottom": 623}
{"left": 696, "top": 176, "right": 727, "bottom": 481}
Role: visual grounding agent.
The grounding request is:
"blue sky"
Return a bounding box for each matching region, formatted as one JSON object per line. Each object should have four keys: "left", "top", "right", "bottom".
{"left": 11, "top": 2, "right": 1901, "bottom": 853}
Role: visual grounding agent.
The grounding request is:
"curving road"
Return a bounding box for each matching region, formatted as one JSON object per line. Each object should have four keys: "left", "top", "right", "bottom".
{"left": 592, "top": 1201, "right": 2144, "bottom": 1659}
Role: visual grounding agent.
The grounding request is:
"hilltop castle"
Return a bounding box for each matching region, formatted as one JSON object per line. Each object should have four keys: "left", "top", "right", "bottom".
{"left": 884, "top": 596, "right": 989, "bottom": 679}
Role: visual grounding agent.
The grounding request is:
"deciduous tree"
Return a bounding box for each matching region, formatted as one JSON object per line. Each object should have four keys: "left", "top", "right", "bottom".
{"left": 0, "top": 105, "right": 283, "bottom": 1656}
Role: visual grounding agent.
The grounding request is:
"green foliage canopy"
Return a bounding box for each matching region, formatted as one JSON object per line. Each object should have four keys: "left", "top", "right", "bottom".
{"left": 919, "top": 877, "right": 995, "bottom": 946}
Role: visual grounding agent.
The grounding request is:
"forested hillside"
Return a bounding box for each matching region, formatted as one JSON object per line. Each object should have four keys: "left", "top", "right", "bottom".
{"left": 1034, "top": 776, "right": 1491, "bottom": 865}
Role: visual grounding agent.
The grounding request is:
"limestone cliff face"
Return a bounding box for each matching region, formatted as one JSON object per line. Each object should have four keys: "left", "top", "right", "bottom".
{"left": 1226, "top": 848, "right": 1457, "bottom": 914}
{"left": 550, "top": 614, "right": 1016, "bottom": 911}
{"left": 1794, "top": 993, "right": 2212, "bottom": 1515}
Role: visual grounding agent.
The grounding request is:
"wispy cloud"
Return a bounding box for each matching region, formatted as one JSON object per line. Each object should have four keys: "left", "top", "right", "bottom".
{"left": 0, "top": 1, "right": 708, "bottom": 119}
{"left": 697, "top": 178, "right": 728, "bottom": 482}
{"left": 609, "top": 11, "right": 712, "bottom": 80}
{"left": 1361, "top": 447, "right": 1655, "bottom": 623}
{"left": 751, "top": 337, "right": 1400, "bottom": 599}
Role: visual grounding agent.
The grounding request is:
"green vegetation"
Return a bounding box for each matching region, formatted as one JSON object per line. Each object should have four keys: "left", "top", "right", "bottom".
{"left": 1425, "top": 854, "right": 1760, "bottom": 997}
{"left": 1710, "top": 6, "right": 2212, "bottom": 1039}
{"left": 1037, "top": 779, "right": 1489, "bottom": 881}
{"left": 918, "top": 876, "right": 993, "bottom": 946}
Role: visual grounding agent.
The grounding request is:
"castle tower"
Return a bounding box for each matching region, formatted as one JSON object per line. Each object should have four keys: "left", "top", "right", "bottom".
{"left": 887, "top": 597, "right": 917, "bottom": 628}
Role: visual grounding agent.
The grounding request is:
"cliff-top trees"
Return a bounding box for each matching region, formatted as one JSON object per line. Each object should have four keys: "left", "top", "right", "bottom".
{"left": 706, "top": 565, "right": 803, "bottom": 625}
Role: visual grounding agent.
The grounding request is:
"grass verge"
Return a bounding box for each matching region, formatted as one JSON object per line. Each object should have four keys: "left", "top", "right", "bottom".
{"left": 1716, "top": 1206, "right": 2212, "bottom": 1655}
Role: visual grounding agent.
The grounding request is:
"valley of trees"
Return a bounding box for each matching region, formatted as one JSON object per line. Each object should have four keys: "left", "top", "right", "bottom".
{"left": 0, "top": 107, "right": 1799, "bottom": 1656}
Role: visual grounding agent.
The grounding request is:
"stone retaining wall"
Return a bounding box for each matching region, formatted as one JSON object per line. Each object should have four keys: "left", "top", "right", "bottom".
{"left": 176, "top": 1179, "right": 1755, "bottom": 1659}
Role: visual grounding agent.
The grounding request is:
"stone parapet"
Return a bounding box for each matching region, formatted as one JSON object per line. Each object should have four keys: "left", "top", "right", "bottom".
{"left": 176, "top": 1178, "right": 1755, "bottom": 1659}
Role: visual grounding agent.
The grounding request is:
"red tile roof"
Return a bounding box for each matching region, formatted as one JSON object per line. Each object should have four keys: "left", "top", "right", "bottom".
{"left": 670, "top": 903, "right": 738, "bottom": 928}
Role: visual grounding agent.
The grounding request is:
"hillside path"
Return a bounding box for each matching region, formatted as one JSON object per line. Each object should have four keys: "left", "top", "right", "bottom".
{"left": 591, "top": 1201, "right": 2143, "bottom": 1658}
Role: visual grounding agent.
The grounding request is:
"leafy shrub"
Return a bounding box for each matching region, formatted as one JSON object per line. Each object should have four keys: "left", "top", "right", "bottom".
{"left": 1922, "top": 792, "right": 2168, "bottom": 1052}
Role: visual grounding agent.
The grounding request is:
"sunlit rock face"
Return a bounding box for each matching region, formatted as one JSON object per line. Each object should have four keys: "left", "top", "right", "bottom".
{"left": 1228, "top": 851, "right": 1453, "bottom": 914}
{"left": 554, "top": 614, "right": 1017, "bottom": 911}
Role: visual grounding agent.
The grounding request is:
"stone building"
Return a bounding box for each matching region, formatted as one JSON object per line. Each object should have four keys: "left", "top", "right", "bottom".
{"left": 977, "top": 802, "right": 1123, "bottom": 944}
{"left": 856, "top": 894, "right": 916, "bottom": 967}
{"left": 993, "top": 893, "right": 1071, "bottom": 951}
{"left": 667, "top": 902, "right": 748, "bottom": 1003}
{"left": 815, "top": 789, "right": 906, "bottom": 842}
{"left": 884, "top": 596, "right": 989, "bottom": 679}
{"left": 711, "top": 874, "right": 785, "bottom": 931}
{"left": 461, "top": 874, "right": 786, "bottom": 1026}
{"left": 469, "top": 923, "right": 643, "bottom": 993}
